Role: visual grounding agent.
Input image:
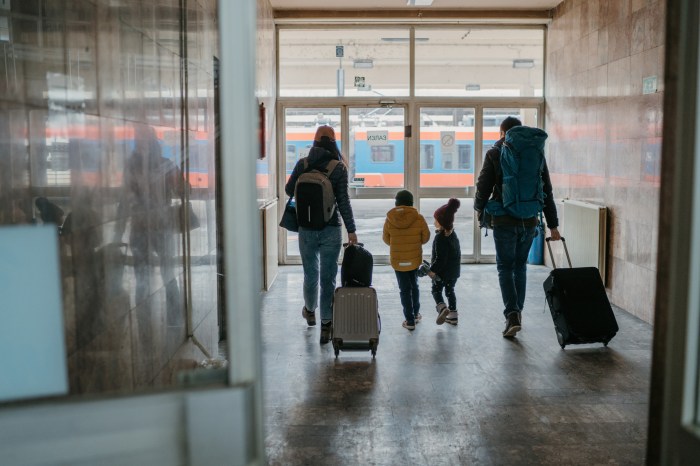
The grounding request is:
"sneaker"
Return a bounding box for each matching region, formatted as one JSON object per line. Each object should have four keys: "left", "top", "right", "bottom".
{"left": 446, "top": 310, "right": 458, "bottom": 325}
{"left": 402, "top": 320, "right": 416, "bottom": 331}
{"left": 320, "top": 321, "right": 332, "bottom": 344}
{"left": 415, "top": 313, "right": 422, "bottom": 323}
{"left": 502, "top": 312, "right": 522, "bottom": 338}
{"left": 436, "top": 303, "right": 449, "bottom": 325}
{"left": 302, "top": 306, "right": 316, "bottom": 326}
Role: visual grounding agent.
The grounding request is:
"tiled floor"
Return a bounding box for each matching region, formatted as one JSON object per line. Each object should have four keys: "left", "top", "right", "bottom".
{"left": 262, "top": 265, "right": 651, "bottom": 465}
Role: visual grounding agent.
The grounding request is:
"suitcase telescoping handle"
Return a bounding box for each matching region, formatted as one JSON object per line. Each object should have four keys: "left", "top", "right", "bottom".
{"left": 545, "top": 237, "right": 572, "bottom": 269}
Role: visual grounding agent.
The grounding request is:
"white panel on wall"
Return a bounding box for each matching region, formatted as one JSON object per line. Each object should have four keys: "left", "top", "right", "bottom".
{"left": 0, "top": 225, "right": 68, "bottom": 402}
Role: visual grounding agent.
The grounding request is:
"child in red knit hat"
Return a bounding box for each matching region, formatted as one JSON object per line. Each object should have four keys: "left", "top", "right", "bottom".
{"left": 428, "top": 198, "right": 461, "bottom": 325}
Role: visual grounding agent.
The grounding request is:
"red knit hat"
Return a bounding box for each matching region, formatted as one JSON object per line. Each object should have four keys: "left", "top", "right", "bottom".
{"left": 434, "top": 198, "right": 461, "bottom": 230}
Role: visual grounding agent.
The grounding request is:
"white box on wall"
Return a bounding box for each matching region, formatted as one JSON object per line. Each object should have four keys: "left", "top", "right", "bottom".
{"left": 0, "top": 225, "right": 68, "bottom": 402}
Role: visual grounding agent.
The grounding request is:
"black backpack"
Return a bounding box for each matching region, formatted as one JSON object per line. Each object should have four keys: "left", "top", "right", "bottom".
{"left": 294, "top": 158, "right": 340, "bottom": 230}
{"left": 341, "top": 243, "right": 373, "bottom": 287}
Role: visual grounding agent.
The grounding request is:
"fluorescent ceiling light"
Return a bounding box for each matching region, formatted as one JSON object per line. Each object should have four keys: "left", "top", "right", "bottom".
{"left": 513, "top": 59, "right": 535, "bottom": 69}
{"left": 407, "top": 0, "right": 434, "bottom": 5}
{"left": 380, "top": 37, "right": 429, "bottom": 42}
{"left": 353, "top": 59, "right": 374, "bottom": 69}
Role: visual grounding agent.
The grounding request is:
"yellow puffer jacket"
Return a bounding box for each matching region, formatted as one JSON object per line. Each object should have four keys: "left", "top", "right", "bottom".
{"left": 383, "top": 205, "right": 430, "bottom": 271}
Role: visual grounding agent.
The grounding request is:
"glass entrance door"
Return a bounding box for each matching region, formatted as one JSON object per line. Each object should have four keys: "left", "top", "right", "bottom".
{"left": 417, "top": 107, "right": 476, "bottom": 258}
{"left": 281, "top": 107, "right": 341, "bottom": 261}
{"left": 347, "top": 106, "right": 406, "bottom": 260}
{"left": 478, "top": 108, "right": 541, "bottom": 259}
{"left": 280, "top": 105, "right": 405, "bottom": 263}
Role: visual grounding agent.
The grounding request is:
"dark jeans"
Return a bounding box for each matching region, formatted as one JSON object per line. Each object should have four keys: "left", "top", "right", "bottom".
{"left": 395, "top": 269, "right": 420, "bottom": 325}
{"left": 432, "top": 278, "right": 458, "bottom": 310}
{"left": 493, "top": 224, "right": 537, "bottom": 317}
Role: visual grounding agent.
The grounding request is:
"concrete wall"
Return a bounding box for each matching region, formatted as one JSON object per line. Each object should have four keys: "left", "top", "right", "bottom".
{"left": 546, "top": 0, "right": 666, "bottom": 323}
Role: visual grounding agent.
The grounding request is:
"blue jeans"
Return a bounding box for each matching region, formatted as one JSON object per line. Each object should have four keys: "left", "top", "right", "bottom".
{"left": 298, "top": 225, "right": 342, "bottom": 322}
{"left": 395, "top": 269, "right": 420, "bottom": 325}
{"left": 493, "top": 224, "right": 537, "bottom": 317}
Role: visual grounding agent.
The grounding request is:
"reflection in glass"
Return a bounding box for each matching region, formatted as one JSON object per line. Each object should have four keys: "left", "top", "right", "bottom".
{"left": 0, "top": 1, "right": 219, "bottom": 397}
{"left": 114, "top": 124, "right": 186, "bottom": 316}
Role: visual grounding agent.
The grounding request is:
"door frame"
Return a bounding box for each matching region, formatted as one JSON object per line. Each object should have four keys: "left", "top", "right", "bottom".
{"left": 277, "top": 98, "right": 544, "bottom": 265}
{"left": 649, "top": 0, "right": 700, "bottom": 463}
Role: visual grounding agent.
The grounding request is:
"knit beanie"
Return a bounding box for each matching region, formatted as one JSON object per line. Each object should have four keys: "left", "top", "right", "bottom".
{"left": 434, "top": 198, "right": 461, "bottom": 230}
{"left": 314, "top": 125, "right": 336, "bottom": 142}
{"left": 395, "top": 189, "right": 414, "bottom": 206}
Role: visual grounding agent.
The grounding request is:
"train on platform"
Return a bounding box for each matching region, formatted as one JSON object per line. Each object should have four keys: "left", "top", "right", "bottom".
{"left": 285, "top": 126, "right": 502, "bottom": 188}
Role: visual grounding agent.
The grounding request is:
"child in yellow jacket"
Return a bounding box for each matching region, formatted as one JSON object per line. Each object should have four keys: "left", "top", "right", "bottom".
{"left": 383, "top": 190, "right": 430, "bottom": 330}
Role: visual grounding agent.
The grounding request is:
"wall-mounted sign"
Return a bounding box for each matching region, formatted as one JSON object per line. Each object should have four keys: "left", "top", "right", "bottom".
{"left": 367, "top": 130, "right": 388, "bottom": 146}
{"left": 643, "top": 76, "right": 657, "bottom": 95}
{"left": 354, "top": 76, "right": 365, "bottom": 87}
{"left": 336, "top": 45, "right": 344, "bottom": 58}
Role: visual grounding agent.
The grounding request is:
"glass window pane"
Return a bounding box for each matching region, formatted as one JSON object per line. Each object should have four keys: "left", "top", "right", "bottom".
{"left": 479, "top": 108, "right": 539, "bottom": 257}
{"left": 279, "top": 28, "right": 410, "bottom": 97}
{"left": 349, "top": 107, "right": 405, "bottom": 188}
{"left": 415, "top": 28, "right": 544, "bottom": 97}
{"left": 419, "top": 108, "right": 475, "bottom": 188}
{"left": 349, "top": 199, "right": 395, "bottom": 257}
{"left": 419, "top": 198, "right": 473, "bottom": 258}
{"left": 283, "top": 107, "right": 342, "bottom": 257}
{"left": 420, "top": 144, "right": 434, "bottom": 170}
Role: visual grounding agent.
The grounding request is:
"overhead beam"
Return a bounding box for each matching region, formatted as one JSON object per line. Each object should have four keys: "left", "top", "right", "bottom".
{"left": 274, "top": 9, "right": 552, "bottom": 23}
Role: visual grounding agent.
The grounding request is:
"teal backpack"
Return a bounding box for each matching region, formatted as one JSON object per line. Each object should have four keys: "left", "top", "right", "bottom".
{"left": 485, "top": 126, "right": 548, "bottom": 219}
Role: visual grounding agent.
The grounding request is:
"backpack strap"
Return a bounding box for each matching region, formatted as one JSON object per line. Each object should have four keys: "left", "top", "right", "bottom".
{"left": 303, "top": 157, "right": 340, "bottom": 177}
{"left": 324, "top": 159, "right": 340, "bottom": 176}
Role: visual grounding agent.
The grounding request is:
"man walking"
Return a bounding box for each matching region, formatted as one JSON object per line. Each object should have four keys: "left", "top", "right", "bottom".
{"left": 474, "top": 117, "right": 561, "bottom": 338}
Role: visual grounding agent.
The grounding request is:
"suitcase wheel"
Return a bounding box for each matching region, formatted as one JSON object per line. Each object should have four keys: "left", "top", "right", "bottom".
{"left": 370, "top": 338, "right": 378, "bottom": 359}
{"left": 332, "top": 339, "right": 340, "bottom": 358}
{"left": 556, "top": 330, "right": 566, "bottom": 349}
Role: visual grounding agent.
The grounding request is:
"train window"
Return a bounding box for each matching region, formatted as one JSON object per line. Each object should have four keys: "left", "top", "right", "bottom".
{"left": 442, "top": 152, "right": 454, "bottom": 170}
{"left": 371, "top": 146, "right": 394, "bottom": 163}
{"left": 420, "top": 144, "right": 434, "bottom": 170}
{"left": 286, "top": 144, "right": 297, "bottom": 171}
{"left": 458, "top": 144, "right": 472, "bottom": 170}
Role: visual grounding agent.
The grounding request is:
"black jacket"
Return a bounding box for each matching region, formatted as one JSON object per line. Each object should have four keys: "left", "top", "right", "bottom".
{"left": 430, "top": 230, "right": 461, "bottom": 281}
{"left": 474, "top": 138, "right": 559, "bottom": 229}
{"left": 285, "top": 146, "right": 356, "bottom": 233}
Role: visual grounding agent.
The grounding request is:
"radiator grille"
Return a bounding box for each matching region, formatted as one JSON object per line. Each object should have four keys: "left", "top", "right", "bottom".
{"left": 562, "top": 200, "right": 607, "bottom": 283}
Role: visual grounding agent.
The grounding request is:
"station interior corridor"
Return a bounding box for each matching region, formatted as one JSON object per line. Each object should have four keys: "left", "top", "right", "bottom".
{"left": 1, "top": 0, "right": 699, "bottom": 464}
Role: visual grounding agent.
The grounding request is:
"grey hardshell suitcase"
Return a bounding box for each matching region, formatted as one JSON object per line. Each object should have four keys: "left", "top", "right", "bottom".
{"left": 332, "top": 286, "right": 381, "bottom": 358}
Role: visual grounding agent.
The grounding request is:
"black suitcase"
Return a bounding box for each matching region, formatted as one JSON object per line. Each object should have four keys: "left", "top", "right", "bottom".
{"left": 341, "top": 243, "right": 373, "bottom": 287}
{"left": 543, "top": 237, "right": 619, "bottom": 348}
